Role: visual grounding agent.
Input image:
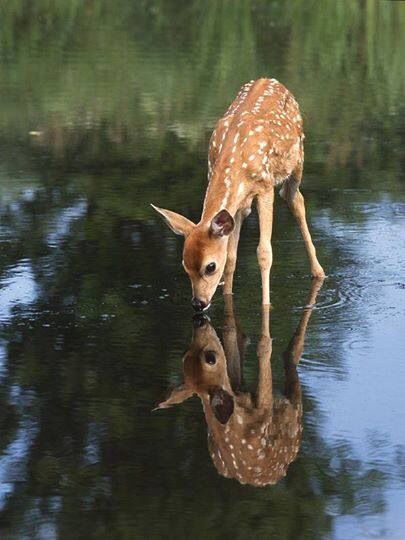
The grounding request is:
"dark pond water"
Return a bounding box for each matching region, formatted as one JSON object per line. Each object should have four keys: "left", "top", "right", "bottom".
{"left": 0, "top": 2, "right": 404, "bottom": 539}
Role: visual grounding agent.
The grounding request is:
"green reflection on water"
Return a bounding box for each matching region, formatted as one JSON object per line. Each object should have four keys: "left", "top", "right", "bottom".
{"left": 1, "top": 0, "right": 403, "bottom": 172}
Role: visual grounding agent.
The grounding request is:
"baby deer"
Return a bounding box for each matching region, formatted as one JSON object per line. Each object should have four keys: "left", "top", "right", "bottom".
{"left": 152, "top": 78, "right": 324, "bottom": 310}
{"left": 155, "top": 279, "right": 323, "bottom": 487}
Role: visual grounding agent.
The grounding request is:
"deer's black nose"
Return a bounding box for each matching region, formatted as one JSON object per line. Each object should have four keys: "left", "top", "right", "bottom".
{"left": 192, "top": 297, "right": 207, "bottom": 312}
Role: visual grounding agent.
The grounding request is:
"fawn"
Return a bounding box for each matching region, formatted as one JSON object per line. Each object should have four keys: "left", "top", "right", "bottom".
{"left": 152, "top": 78, "right": 325, "bottom": 310}
{"left": 155, "top": 279, "right": 323, "bottom": 487}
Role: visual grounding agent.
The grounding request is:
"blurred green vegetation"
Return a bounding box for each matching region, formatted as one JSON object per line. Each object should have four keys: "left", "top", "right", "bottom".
{"left": 0, "top": 0, "right": 402, "bottom": 225}
{"left": 0, "top": 0, "right": 403, "bottom": 168}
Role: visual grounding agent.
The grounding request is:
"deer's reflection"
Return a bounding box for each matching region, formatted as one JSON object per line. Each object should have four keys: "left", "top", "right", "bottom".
{"left": 156, "top": 280, "right": 323, "bottom": 486}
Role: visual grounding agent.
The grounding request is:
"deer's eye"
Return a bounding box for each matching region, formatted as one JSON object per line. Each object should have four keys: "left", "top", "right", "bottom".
{"left": 204, "top": 351, "right": 216, "bottom": 365}
{"left": 205, "top": 262, "right": 216, "bottom": 275}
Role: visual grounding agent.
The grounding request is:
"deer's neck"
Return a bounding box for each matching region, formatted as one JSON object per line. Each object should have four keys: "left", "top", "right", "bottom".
{"left": 200, "top": 168, "right": 246, "bottom": 222}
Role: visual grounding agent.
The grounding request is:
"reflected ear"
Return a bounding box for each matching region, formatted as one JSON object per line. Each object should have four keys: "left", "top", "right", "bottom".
{"left": 153, "top": 384, "right": 194, "bottom": 411}
{"left": 210, "top": 210, "right": 235, "bottom": 237}
{"left": 151, "top": 204, "right": 195, "bottom": 237}
{"left": 208, "top": 387, "right": 234, "bottom": 424}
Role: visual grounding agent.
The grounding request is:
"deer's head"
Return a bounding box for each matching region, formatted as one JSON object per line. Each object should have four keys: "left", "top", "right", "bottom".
{"left": 155, "top": 314, "right": 235, "bottom": 425}
{"left": 151, "top": 205, "right": 234, "bottom": 311}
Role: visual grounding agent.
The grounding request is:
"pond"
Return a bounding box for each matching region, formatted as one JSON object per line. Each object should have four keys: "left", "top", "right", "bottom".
{"left": 0, "top": 1, "right": 404, "bottom": 539}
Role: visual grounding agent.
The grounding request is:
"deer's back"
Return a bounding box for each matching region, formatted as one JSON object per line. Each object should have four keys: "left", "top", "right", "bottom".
{"left": 208, "top": 78, "right": 304, "bottom": 186}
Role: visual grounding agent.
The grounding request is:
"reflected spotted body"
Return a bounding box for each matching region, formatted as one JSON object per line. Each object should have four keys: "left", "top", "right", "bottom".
{"left": 207, "top": 397, "right": 302, "bottom": 486}
{"left": 156, "top": 279, "right": 323, "bottom": 487}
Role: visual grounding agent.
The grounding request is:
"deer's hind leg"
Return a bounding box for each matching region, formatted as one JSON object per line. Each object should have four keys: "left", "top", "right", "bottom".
{"left": 280, "top": 167, "right": 325, "bottom": 279}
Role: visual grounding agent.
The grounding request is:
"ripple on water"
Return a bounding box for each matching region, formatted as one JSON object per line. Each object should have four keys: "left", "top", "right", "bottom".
{"left": 290, "top": 276, "right": 363, "bottom": 314}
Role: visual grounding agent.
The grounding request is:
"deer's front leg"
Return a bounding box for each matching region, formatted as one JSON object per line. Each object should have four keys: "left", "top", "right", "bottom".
{"left": 256, "top": 189, "right": 274, "bottom": 305}
{"left": 223, "top": 211, "right": 242, "bottom": 295}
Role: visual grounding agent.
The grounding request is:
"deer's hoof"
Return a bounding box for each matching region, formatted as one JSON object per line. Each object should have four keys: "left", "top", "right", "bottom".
{"left": 311, "top": 269, "right": 326, "bottom": 280}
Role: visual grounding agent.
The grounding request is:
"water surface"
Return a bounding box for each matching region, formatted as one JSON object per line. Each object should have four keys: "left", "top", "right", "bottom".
{"left": 0, "top": 2, "right": 404, "bottom": 539}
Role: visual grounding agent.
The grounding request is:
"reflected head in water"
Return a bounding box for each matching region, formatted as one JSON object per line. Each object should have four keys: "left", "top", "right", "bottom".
{"left": 155, "top": 279, "right": 324, "bottom": 487}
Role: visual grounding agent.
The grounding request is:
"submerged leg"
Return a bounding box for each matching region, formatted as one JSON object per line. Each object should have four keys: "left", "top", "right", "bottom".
{"left": 223, "top": 294, "right": 241, "bottom": 392}
{"left": 256, "top": 189, "right": 275, "bottom": 306}
{"left": 283, "top": 277, "right": 324, "bottom": 404}
{"left": 256, "top": 305, "right": 273, "bottom": 409}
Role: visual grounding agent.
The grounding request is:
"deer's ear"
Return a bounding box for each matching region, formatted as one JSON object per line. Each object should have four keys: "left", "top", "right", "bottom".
{"left": 208, "top": 387, "right": 234, "bottom": 424}
{"left": 153, "top": 384, "right": 194, "bottom": 411}
{"left": 210, "top": 210, "right": 235, "bottom": 237}
{"left": 151, "top": 204, "right": 195, "bottom": 237}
